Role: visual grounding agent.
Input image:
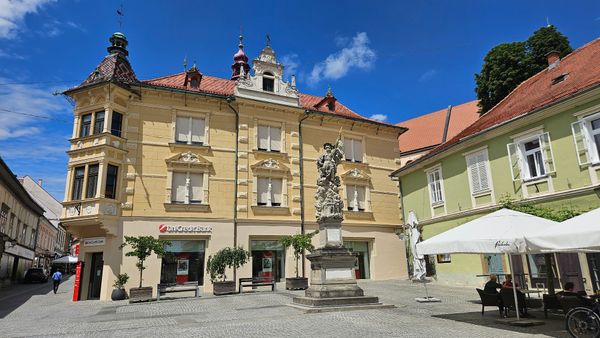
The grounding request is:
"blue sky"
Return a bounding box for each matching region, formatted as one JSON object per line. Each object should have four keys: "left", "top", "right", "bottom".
{"left": 0, "top": 0, "right": 599, "bottom": 200}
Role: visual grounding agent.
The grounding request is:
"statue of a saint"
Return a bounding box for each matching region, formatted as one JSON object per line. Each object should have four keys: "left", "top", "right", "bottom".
{"left": 315, "top": 134, "right": 345, "bottom": 223}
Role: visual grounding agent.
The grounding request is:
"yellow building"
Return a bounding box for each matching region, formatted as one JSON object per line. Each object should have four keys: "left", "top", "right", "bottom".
{"left": 61, "top": 32, "right": 407, "bottom": 300}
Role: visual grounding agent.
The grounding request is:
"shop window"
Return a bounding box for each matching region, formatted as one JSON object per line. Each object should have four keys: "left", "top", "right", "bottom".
{"left": 436, "top": 254, "right": 451, "bottom": 263}
{"left": 93, "top": 111, "right": 104, "bottom": 135}
{"left": 257, "top": 125, "right": 281, "bottom": 152}
{"left": 105, "top": 165, "right": 118, "bottom": 199}
{"left": 257, "top": 177, "right": 282, "bottom": 207}
{"left": 71, "top": 166, "right": 85, "bottom": 200}
{"left": 262, "top": 72, "right": 274, "bottom": 92}
{"left": 0, "top": 204, "right": 8, "bottom": 234}
{"left": 343, "top": 241, "right": 370, "bottom": 279}
{"left": 251, "top": 240, "right": 285, "bottom": 282}
{"left": 85, "top": 164, "right": 99, "bottom": 199}
{"left": 79, "top": 113, "right": 92, "bottom": 137}
{"left": 172, "top": 172, "right": 203, "bottom": 204}
{"left": 344, "top": 137, "right": 363, "bottom": 163}
{"left": 176, "top": 116, "right": 205, "bottom": 145}
{"left": 111, "top": 111, "right": 123, "bottom": 137}
{"left": 346, "top": 185, "right": 366, "bottom": 212}
{"left": 161, "top": 240, "right": 206, "bottom": 286}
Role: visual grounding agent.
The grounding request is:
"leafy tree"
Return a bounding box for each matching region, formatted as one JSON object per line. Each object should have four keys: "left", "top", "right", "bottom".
{"left": 120, "top": 236, "right": 170, "bottom": 288}
{"left": 280, "top": 231, "right": 318, "bottom": 278}
{"left": 475, "top": 25, "right": 572, "bottom": 115}
{"left": 525, "top": 25, "right": 572, "bottom": 74}
{"left": 206, "top": 246, "right": 250, "bottom": 282}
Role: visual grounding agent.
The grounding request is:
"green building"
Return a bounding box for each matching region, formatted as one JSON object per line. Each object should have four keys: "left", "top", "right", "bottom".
{"left": 392, "top": 39, "right": 600, "bottom": 293}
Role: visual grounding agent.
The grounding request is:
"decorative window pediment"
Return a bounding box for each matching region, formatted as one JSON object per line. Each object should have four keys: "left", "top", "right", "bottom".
{"left": 341, "top": 168, "right": 370, "bottom": 183}
{"left": 251, "top": 158, "right": 288, "bottom": 176}
{"left": 166, "top": 151, "right": 212, "bottom": 170}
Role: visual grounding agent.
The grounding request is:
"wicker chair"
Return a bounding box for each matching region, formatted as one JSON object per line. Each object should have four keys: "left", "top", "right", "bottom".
{"left": 476, "top": 288, "right": 502, "bottom": 316}
{"left": 500, "top": 288, "right": 527, "bottom": 317}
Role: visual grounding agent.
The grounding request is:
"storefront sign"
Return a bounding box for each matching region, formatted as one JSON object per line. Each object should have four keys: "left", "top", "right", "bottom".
{"left": 159, "top": 224, "right": 212, "bottom": 233}
{"left": 72, "top": 261, "right": 82, "bottom": 302}
{"left": 83, "top": 237, "right": 106, "bottom": 247}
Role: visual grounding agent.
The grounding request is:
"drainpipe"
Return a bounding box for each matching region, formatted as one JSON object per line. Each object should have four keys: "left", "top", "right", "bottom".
{"left": 226, "top": 97, "right": 240, "bottom": 282}
{"left": 396, "top": 178, "right": 412, "bottom": 279}
{"left": 298, "top": 111, "right": 310, "bottom": 277}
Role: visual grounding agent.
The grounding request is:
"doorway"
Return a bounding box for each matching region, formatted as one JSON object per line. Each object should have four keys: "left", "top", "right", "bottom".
{"left": 88, "top": 252, "right": 103, "bottom": 300}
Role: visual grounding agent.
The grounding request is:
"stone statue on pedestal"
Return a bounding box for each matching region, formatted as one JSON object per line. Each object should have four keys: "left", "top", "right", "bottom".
{"left": 315, "top": 136, "right": 344, "bottom": 225}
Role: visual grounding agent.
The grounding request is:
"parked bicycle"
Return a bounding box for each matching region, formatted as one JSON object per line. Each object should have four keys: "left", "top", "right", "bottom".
{"left": 566, "top": 297, "right": 600, "bottom": 338}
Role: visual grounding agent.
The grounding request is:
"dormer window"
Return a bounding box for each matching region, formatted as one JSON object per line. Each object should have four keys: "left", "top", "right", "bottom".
{"left": 262, "top": 72, "right": 274, "bottom": 92}
{"left": 190, "top": 78, "right": 199, "bottom": 88}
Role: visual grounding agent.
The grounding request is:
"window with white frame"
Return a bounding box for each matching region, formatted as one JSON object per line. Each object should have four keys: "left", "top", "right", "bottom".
{"left": 426, "top": 167, "right": 444, "bottom": 205}
{"left": 257, "top": 125, "right": 281, "bottom": 152}
{"left": 344, "top": 137, "right": 363, "bottom": 163}
{"left": 257, "top": 177, "right": 283, "bottom": 206}
{"left": 171, "top": 172, "right": 204, "bottom": 204}
{"left": 346, "top": 185, "right": 366, "bottom": 211}
{"left": 507, "top": 132, "right": 555, "bottom": 181}
{"left": 176, "top": 116, "right": 206, "bottom": 145}
{"left": 465, "top": 149, "right": 491, "bottom": 194}
{"left": 572, "top": 113, "right": 600, "bottom": 165}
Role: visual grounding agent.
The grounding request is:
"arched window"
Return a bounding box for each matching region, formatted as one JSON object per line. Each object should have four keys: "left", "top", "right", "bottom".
{"left": 262, "top": 72, "right": 274, "bottom": 92}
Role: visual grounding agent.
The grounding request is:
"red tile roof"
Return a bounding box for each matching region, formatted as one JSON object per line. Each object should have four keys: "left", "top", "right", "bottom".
{"left": 397, "top": 100, "right": 480, "bottom": 153}
{"left": 395, "top": 37, "right": 600, "bottom": 175}
{"left": 142, "top": 72, "right": 394, "bottom": 125}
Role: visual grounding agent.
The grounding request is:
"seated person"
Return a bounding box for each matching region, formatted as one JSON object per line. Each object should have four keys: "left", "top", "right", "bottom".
{"left": 501, "top": 275, "right": 528, "bottom": 315}
{"left": 558, "top": 282, "right": 594, "bottom": 307}
{"left": 484, "top": 274, "right": 504, "bottom": 312}
{"left": 502, "top": 275, "right": 518, "bottom": 288}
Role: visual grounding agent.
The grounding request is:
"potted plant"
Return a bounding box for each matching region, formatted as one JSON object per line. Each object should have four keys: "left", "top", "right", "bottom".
{"left": 120, "top": 236, "right": 170, "bottom": 303}
{"left": 280, "top": 231, "right": 318, "bottom": 290}
{"left": 206, "top": 246, "right": 250, "bottom": 295}
{"left": 111, "top": 273, "right": 129, "bottom": 300}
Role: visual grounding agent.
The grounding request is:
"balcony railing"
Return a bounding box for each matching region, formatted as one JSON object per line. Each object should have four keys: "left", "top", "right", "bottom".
{"left": 62, "top": 198, "right": 120, "bottom": 219}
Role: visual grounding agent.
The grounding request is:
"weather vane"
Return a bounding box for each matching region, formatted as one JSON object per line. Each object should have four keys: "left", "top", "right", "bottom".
{"left": 117, "top": 4, "right": 124, "bottom": 30}
{"left": 266, "top": 33, "right": 271, "bottom": 47}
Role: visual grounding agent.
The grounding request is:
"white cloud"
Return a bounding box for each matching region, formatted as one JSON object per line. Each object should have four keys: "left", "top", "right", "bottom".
{"left": 280, "top": 53, "right": 299, "bottom": 80}
{"left": 369, "top": 114, "right": 388, "bottom": 122}
{"left": 418, "top": 69, "right": 438, "bottom": 82}
{"left": 0, "top": 48, "right": 25, "bottom": 59}
{"left": 0, "top": 77, "right": 70, "bottom": 140}
{"left": 308, "top": 32, "right": 376, "bottom": 85}
{"left": 0, "top": 0, "right": 56, "bottom": 39}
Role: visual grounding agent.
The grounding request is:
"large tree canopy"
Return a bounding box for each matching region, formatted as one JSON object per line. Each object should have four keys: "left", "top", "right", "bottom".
{"left": 475, "top": 25, "right": 572, "bottom": 115}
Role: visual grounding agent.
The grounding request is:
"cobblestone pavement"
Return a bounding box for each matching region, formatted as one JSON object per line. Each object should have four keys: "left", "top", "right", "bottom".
{"left": 0, "top": 277, "right": 570, "bottom": 338}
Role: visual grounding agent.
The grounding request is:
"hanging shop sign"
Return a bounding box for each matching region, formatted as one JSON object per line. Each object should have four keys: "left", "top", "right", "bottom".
{"left": 159, "top": 224, "right": 212, "bottom": 234}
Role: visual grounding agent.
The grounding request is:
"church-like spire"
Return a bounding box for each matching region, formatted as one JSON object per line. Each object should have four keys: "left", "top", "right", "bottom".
{"left": 107, "top": 32, "right": 129, "bottom": 57}
{"left": 231, "top": 34, "right": 250, "bottom": 80}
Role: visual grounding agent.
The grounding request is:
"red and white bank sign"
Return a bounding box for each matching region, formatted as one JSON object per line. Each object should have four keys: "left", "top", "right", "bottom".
{"left": 159, "top": 224, "right": 212, "bottom": 233}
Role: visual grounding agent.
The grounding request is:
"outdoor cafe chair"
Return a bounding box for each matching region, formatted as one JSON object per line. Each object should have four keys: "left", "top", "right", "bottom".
{"left": 500, "top": 288, "right": 527, "bottom": 317}
{"left": 476, "top": 288, "right": 502, "bottom": 316}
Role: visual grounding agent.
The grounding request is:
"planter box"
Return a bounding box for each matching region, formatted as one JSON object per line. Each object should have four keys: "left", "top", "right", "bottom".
{"left": 111, "top": 288, "right": 128, "bottom": 301}
{"left": 286, "top": 277, "right": 308, "bottom": 290}
{"left": 129, "top": 286, "right": 153, "bottom": 303}
{"left": 213, "top": 281, "right": 236, "bottom": 295}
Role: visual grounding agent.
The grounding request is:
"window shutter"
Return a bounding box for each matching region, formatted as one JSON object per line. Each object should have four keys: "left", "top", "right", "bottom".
{"left": 344, "top": 138, "right": 353, "bottom": 160}
{"left": 467, "top": 154, "right": 481, "bottom": 193}
{"left": 357, "top": 186, "right": 366, "bottom": 210}
{"left": 176, "top": 117, "right": 190, "bottom": 143}
{"left": 271, "top": 178, "right": 282, "bottom": 205}
{"left": 172, "top": 172, "right": 187, "bottom": 203}
{"left": 258, "top": 126, "right": 269, "bottom": 150}
{"left": 506, "top": 142, "right": 522, "bottom": 181}
{"left": 478, "top": 152, "right": 490, "bottom": 191}
{"left": 353, "top": 139, "right": 363, "bottom": 162}
{"left": 189, "top": 173, "right": 203, "bottom": 202}
{"left": 257, "top": 177, "right": 269, "bottom": 204}
{"left": 571, "top": 121, "right": 590, "bottom": 166}
{"left": 270, "top": 126, "right": 281, "bottom": 151}
{"left": 538, "top": 132, "right": 556, "bottom": 174}
{"left": 191, "top": 118, "right": 205, "bottom": 144}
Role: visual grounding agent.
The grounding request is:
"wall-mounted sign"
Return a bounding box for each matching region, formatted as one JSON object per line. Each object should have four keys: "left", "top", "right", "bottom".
{"left": 158, "top": 224, "right": 212, "bottom": 234}
{"left": 83, "top": 237, "right": 106, "bottom": 247}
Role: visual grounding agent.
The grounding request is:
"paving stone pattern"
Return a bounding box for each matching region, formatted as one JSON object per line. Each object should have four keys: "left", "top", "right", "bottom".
{"left": 0, "top": 277, "right": 570, "bottom": 337}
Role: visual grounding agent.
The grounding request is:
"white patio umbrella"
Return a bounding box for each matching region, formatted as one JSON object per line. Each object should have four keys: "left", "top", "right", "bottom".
{"left": 416, "top": 208, "right": 558, "bottom": 320}
{"left": 526, "top": 207, "right": 600, "bottom": 253}
{"left": 52, "top": 256, "right": 78, "bottom": 264}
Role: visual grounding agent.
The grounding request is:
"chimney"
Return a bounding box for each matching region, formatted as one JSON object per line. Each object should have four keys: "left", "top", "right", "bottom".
{"left": 37, "top": 179, "right": 43, "bottom": 187}
{"left": 546, "top": 50, "right": 560, "bottom": 68}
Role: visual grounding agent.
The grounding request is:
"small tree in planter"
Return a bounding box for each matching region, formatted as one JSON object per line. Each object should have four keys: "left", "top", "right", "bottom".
{"left": 206, "top": 246, "right": 250, "bottom": 295}
{"left": 280, "top": 231, "right": 318, "bottom": 290}
{"left": 111, "top": 273, "right": 129, "bottom": 301}
{"left": 120, "top": 236, "right": 171, "bottom": 302}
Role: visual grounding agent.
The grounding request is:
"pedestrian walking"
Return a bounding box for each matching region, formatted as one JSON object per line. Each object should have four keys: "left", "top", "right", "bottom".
{"left": 51, "top": 270, "right": 62, "bottom": 294}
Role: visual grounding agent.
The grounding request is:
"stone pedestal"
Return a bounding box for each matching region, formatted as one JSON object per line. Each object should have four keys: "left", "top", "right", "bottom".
{"left": 291, "top": 222, "right": 391, "bottom": 312}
